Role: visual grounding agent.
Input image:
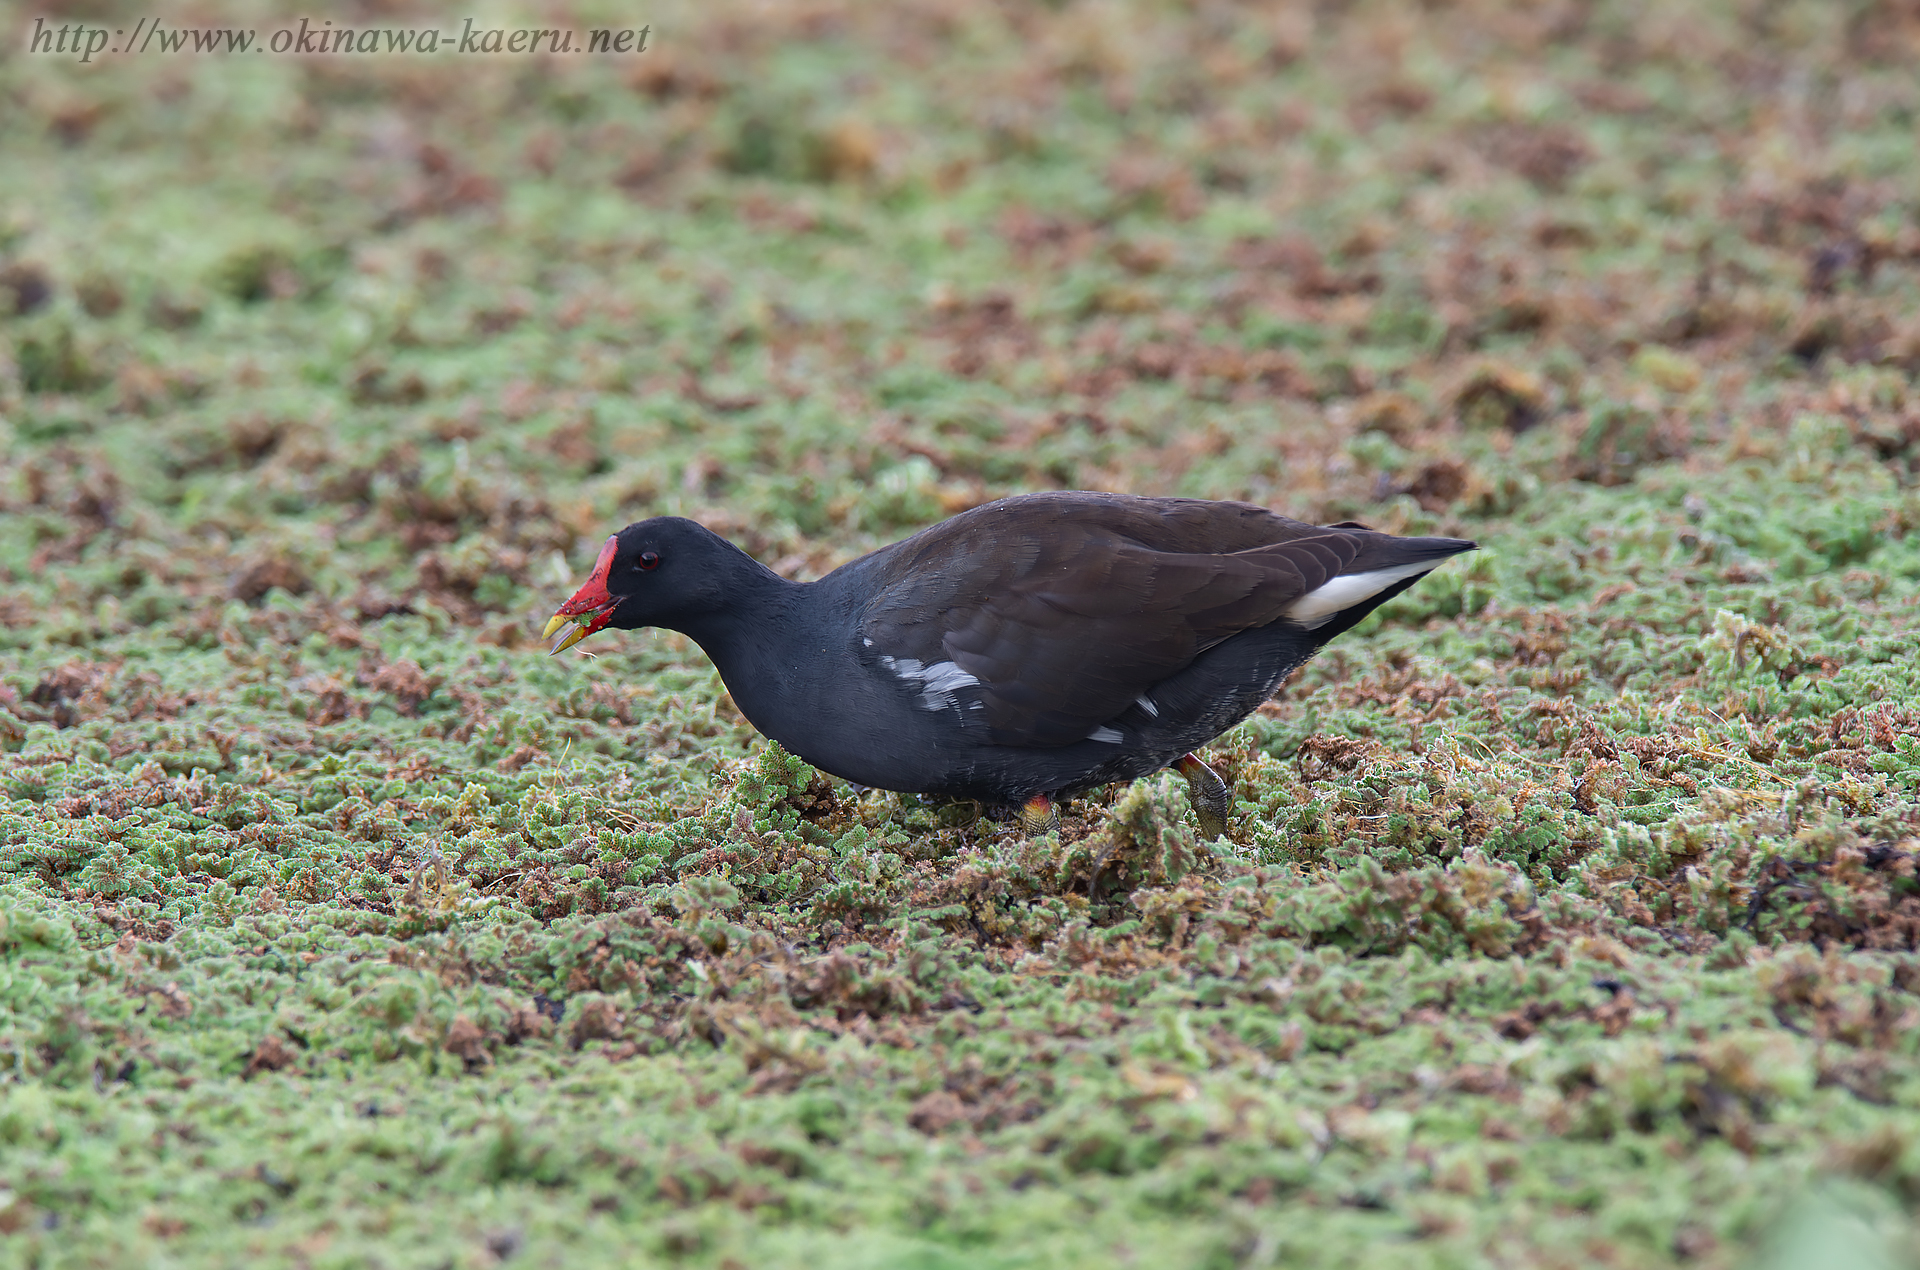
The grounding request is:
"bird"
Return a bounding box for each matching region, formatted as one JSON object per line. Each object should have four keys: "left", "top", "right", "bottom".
{"left": 542, "top": 491, "right": 1475, "bottom": 836}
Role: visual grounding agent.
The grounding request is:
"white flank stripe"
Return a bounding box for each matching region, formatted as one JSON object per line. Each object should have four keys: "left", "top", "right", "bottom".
{"left": 1087, "top": 726, "right": 1123, "bottom": 743}
{"left": 916, "top": 660, "right": 980, "bottom": 698}
{"left": 1284, "top": 562, "right": 1437, "bottom": 630}
{"left": 1135, "top": 695, "right": 1159, "bottom": 717}
{"left": 879, "top": 655, "right": 981, "bottom": 710}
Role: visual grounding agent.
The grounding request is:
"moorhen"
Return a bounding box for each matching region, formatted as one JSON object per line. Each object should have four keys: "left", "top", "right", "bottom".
{"left": 543, "top": 492, "right": 1474, "bottom": 834}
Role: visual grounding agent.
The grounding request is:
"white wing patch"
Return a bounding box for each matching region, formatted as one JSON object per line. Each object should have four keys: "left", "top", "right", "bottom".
{"left": 1087, "top": 726, "right": 1123, "bottom": 743}
{"left": 878, "top": 655, "right": 981, "bottom": 710}
{"left": 1284, "top": 562, "right": 1438, "bottom": 630}
{"left": 1134, "top": 695, "right": 1159, "bottom": 717}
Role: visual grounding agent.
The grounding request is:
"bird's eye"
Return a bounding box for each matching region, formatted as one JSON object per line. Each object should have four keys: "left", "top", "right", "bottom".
{"left": 638, "top": 551, "right": 661, "bottom": 572}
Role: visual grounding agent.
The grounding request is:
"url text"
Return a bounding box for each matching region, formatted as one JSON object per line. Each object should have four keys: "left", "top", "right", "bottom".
{"left": 28, "top": 17, "right": 652, "bottom": 63}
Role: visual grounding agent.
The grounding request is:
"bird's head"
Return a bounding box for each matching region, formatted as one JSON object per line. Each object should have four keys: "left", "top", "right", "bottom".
{"left": 541, "top": 517, "right": 748, "bottom": 654}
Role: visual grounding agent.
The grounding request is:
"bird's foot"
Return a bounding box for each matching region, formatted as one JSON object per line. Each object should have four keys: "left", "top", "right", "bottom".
{"left": 1173, "top": 753, "right": 1230, "bottom": 839}
{"left": 1017, "top": 793, "right": 1060, "bottom": 835}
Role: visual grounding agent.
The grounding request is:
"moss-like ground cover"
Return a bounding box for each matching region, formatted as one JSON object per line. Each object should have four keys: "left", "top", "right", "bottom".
{"left": 4, "top": 1, "right": 1920, "bottom": 1265}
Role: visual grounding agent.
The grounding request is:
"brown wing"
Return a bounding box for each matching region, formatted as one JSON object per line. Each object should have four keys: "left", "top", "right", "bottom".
{"left": 855, "top": 494, "right": 1363, "bottom": 746}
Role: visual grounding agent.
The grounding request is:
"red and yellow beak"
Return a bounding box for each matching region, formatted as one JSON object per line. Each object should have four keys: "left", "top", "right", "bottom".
{"left": 543, "top": 536, "right": 621, "bottom": 655}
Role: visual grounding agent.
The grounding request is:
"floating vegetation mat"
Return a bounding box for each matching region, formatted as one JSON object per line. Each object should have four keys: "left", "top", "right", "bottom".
{"left": 3, "top": 1, "right": 1920, "bottom": 1265}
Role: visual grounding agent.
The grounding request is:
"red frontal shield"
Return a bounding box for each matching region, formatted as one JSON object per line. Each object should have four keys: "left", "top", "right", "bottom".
{"left": 542, "top": 536, "right": 620, "bottom": 654}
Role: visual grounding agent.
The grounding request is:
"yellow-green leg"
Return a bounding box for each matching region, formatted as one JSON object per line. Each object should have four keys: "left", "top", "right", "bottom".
{"left": 1018, "top": 793, "right": 1060, "bottom": 834}
{"left": 1173, "top": 753, "right": 1230, "bottom": 839}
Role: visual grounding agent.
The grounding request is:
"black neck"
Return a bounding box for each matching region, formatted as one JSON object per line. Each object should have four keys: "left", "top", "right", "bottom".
{"left": 672, "top": 560, "right": 812, "bottom": 732}
{"left": 671, "top": 547, "right": 793, "bottom": 644}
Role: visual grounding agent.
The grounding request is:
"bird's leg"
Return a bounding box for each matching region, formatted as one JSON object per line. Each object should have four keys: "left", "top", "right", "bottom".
{"left": 1018, "top": 793, "right": 1060, "bottom": 835}
{"left": 1173, "top": 753, "right": 1230, "bottom": 839}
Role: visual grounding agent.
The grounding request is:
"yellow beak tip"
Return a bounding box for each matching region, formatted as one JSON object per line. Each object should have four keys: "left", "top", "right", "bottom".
{"left": 541, "top": 613, "right": 569, "bottom": 641}
{"left": 549, "top": 624, "right": 591, "bottom": 656}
